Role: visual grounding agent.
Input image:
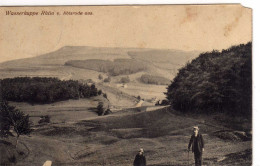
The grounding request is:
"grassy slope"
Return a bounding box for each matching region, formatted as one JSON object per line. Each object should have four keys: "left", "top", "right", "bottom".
{"left": 0, "top": 106, "right": 251, "bottom": 166}
{"left": 0, "top": 46, "right": 198, "bottom": 107}
{"left": 0, "top": 46, "right": 199, "bottom": 80}
{"left": 9, "top": 96, "right": 110, "bottom": 125}
{"left": 0, "top": 46, "right": 250, "bottom": 165}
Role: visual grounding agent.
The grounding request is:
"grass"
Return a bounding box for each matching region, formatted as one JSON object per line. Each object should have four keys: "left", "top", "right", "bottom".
{"left": 1, "top": 100, "right": 252, "bottom": 166}
{"left": 65, "top": 59, "right": 148, "bottom": 76}
{"left": 0, "top": 137, "right": 29, "bottom": 165}
{"left": 139, "top": 74, "right": 171, "bottom": 85}
{"left": 9, "top": 96, "right": 109, "bottom": 125}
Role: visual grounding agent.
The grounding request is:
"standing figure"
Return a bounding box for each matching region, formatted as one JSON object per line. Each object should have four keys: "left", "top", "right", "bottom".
{"left": 133, "top": 148, "right": 146, "bottom": 166}
{"left": 188, "top": 126, "right": 204, "bottom": 166}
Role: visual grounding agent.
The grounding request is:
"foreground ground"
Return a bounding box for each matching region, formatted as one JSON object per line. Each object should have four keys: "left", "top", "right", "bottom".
{"left": 0, "top": 99, "right": 251, "bottom": 166}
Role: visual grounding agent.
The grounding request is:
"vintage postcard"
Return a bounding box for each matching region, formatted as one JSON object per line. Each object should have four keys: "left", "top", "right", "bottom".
{"left": 0, "top": 5, "right": 252, "bottom": 166}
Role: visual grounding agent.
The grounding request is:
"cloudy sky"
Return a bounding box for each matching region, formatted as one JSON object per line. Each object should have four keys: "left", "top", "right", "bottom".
{"left": 0, "top": 5, "right": 252, "bottom": 63}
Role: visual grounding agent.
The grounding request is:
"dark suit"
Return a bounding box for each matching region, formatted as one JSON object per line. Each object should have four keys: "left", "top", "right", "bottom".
{"left": 188, "top": 133, "right": 204, "bottom": 166}
{"left": 133, "top": 153, "right": 146, "bottom": 166}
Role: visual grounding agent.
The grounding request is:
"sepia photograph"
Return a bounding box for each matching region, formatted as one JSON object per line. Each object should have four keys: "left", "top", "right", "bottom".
{"left": 0, "top": 5, "right": 252, "bottom": 166}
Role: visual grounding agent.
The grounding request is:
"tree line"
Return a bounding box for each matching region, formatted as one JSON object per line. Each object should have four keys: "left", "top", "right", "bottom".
{"left": 0, "top": 77, "right": 100, "bottom": 104}
{"left": 166, "top": 42, "right": 252, "bottom": 117}
{"left": 140, "top": 74, "right": 171, "bottom": 85}
{"left": 65, "top": 59, "right": 147, "bottom": 76}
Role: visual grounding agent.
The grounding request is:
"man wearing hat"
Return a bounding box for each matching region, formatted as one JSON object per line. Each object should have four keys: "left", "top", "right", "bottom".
{"left": 133, "top": 148, "right": 146, "bottom": 166}
{"left": 188, "top": 126, "right": 204, "bottom": 166}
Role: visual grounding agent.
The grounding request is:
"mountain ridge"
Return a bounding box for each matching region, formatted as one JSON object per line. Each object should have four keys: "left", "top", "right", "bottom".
{"left": 0, "top": 46, "right": 200, "bottom": 80}
{"left": 0, "top": 46, "right": 200, "bottom": 66}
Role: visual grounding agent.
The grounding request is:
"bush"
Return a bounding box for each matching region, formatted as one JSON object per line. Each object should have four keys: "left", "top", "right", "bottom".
{"left": 103, "top": 93, "right": 108, "bottom": 99}
{"left": 98, "top": 74, "right": 103, "bottom": 80}
{"left": 104, "top": 108, "right": 112, "bottom": 115}
{"left": 161, "top": 100, "right": 170, "bottom": 105}
{"left": 38, "top": 115, "right": 51, "bottom": 124}
{"left": 104, "top": 77, "right": 111, "bottom": 83}
{"left": 8, "top": 155, "right": 16, "bottom": 163}
{"left": 98, "top": 90, "right": 102, "bottom": 95}
{"left": 120, "top": 76, "right": 130, "bottom": 83}
{"left": 166, "top": 42, "right": 252, "bottom": 116}
{"left": 97, "top": 102, "right": 104, "bottom": 116}
{"left": 155, "top": 99, "right": 169, "bottom": 106}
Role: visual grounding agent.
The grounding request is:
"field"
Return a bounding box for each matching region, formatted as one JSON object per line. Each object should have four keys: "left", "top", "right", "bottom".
{"left": 0, "top": 103, "right": 251, "bottom": 166}
{"left": 0, "top": 46, "right": 200, "bottom": 81}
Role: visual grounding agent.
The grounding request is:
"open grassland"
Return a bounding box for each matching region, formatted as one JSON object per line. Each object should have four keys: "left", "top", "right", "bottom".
{"left": 0, "top": 46, "right": 199, "bottom": 81}
{"left": 0, "top": 105, "right": 251, "bottom": 166}
{"left": 8, "top": 97, "right": 106, "bottom": 125}
{"left": 118, "top": 83, "right": 167, "bottom": 101}
{"left": 65, "top": 59, "right": 148, "bottom": 76}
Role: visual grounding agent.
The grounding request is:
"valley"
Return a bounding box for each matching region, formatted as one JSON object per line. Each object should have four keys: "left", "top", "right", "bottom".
{"left": 0, "top": 46, "right": 251, "bottom": 166}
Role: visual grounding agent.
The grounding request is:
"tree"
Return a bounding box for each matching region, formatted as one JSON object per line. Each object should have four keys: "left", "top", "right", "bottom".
{"left": 98, "top": 90, "right": 102, "bottom": 95}
{"left": 103, "top": 77, "right": 111, "bottom": 83}
{"left": 0, "top": 77, "right": 101, "bottom": 104}
{"left": 0, "top": 101, "right": 32, "bottom": 148}
{"left": 166, "top": 42, "right": 252, "bottom": 115}
{"left": 120, "top": 76, "right": 130, "bottom": 83}
{"left": 103, "top": 93, "right": 108, "bottom": 99}
{"left": 38, "top": 115, "right": 51, "bottom": 124}
{"left": 104, "top": 108, "right": 112, "bottom": 115}
{"left": 97, "top": 102, "right": 104, "bottom": 116}
{"left": 98, "top": 74, "right": 103, "bottom": 80}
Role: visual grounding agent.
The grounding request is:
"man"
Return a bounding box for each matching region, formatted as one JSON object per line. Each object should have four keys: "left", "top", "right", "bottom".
{"left": 188, "top": 126, "right": 204, "bottom": 166}
{"left": 133, "top": 148, "right": 146, "bottom": 166}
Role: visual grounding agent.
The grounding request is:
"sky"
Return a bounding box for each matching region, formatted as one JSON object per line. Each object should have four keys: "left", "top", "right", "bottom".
{"left": 0, "top": 5, "right": 252, "bottom": 63}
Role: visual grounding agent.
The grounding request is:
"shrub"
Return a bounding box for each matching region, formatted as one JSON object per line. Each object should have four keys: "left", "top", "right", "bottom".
{"left": 97, "top": 102, "right": 104, "bottom": 116}
{"left": 104, "top": 108, "right": 112, "bottom": 115}
{"left": 104, "top": 77, "right": 111, "bottom": 83}
{"left": 120, "top": 76, "right": 130, "bottom": 83}
{"left": 98, "top": 74, "right": 103, "bottom": 80}
{"left": 103, "top": 93, "right": 108, "bottom": 99}
{"left": 161, "top": 100, "right": 170, "bottom": 105}
{"left": 8, "top": 155, "right": 16, "bottom": 163}
{"left": 98, "top": 90, "right": 102, "bottom": 95}
{"left": 38, "top": 115, "right": 51, "bottom": 124}
{"left": 155, "top": 100, "right": 169, "bottom": 106}
{"left": 155, "top": 100, "right": 160, "bottom": 106}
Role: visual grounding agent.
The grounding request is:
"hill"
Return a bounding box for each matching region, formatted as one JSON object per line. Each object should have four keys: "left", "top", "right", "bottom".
{"left": 0, "top": 45, "right": 251, "bottom": 165}
{"left": 0, "top": 46, "right": 199, "bottom": 80}
{"left": 65, "top": 59, "right": 148, "bottom": 76}
{"left": 128, "top": 49, "right": 199, "bottom": 76}
{"left": 166, "top": 42, "right": 252, "bottom": 116}
{"left": 0, "top": 46, "right": 199, "bottom": 107}
{"left": 0, "top": 106, "right": 251, "bottom": 165}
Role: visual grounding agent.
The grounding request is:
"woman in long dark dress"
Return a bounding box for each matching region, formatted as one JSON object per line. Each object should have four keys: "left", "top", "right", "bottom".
{"left": 133, "top": 148, "right": 146, "bottom": 166}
